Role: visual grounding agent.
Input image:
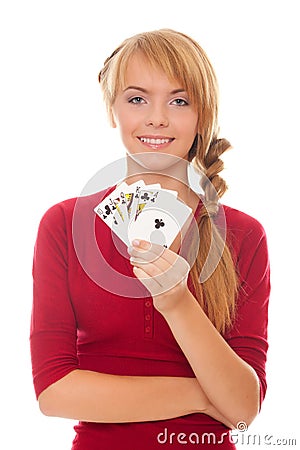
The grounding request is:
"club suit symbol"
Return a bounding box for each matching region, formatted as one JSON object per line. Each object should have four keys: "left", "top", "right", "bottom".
{"left": 141, "top": 192, "right": 150, "bottom": 201}
{"left": 154, "top": 219, "right": 165, "bottom": 229}
{"left": 102, "top": 205, "right": 112, "bottom": 219}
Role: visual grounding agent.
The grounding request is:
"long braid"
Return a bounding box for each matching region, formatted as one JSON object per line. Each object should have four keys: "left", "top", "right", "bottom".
{"left": 189, "top": 136, "right": 239, "bottom": 334}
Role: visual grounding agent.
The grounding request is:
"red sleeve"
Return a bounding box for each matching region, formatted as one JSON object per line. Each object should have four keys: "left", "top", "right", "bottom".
{"left": 225, "top": 215, "right": 270, "bottom": 408}
{"left": 30, "top": 202, "right": 79, "bottom": 399}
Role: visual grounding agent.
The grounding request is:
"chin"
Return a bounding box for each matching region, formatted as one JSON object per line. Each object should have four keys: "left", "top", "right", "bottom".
{"left": 128, "top": 151, "right": 187, "bottom": 172}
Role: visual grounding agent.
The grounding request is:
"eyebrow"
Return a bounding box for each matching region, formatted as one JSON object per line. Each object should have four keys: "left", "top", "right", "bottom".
{"left": 123, "top": 86, "right": 186, "bottom": 95}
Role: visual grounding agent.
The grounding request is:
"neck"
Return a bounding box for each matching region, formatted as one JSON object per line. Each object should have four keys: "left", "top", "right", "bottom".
{"left": 124, "top": 153, "right": 200, "bottom": 211}
{"left": 125, "top": 152, "right": 189, "bottom": 186}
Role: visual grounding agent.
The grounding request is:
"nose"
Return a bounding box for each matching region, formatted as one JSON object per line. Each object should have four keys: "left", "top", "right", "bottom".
{"left": 145, "top": 104, "right": 169, "bottom": 128}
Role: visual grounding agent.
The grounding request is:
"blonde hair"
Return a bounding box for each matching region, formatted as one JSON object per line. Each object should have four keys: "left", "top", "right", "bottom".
{"left": 99, "top": 29, "right": 239, "bottom": 333}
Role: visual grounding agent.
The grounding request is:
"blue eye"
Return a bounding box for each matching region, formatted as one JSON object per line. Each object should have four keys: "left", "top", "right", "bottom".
{"left": 129, "top": 96, "right": 145, "bottom": 104}
{"left": 171, "top": 98, "right": 188, "bottom": 106}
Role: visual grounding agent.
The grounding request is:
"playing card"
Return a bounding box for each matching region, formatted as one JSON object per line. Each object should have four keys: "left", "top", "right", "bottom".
{"left": 119, "top": 180, "right": 147, "bottom": 223}
{"left": 111, "top": 190, "right": 128, "bottom": 223}
{"left": 94, "top": 180, "right": 148, "bottom": 247}
{"left": 94, "top": 181, "right": 128, "bottom": 226}
{"left": 161, "top": 189, "right": 178, "bottom": 198}
{"left": 130, "top": 187, "right": 177, "bottom": 222}
{"left": 133, "top": 188, "right": 160, "bottom": 221}
{"left": 128, "top": 190, "right": 192, "bottom": 248}
{"left": 129, "top": 183, "right": 161, "bottom": 222}
{"left": 108, "top": 180, "right": 159, "bottom": 246}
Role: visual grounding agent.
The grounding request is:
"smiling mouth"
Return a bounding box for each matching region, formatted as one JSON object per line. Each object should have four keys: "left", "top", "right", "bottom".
{"left": 138, "top": 137, "right": 174, "bottom": 145}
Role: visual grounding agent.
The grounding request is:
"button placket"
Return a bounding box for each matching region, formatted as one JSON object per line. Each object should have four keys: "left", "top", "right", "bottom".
{"left": 144, "top": 299, "right": 154, "bottom": 338}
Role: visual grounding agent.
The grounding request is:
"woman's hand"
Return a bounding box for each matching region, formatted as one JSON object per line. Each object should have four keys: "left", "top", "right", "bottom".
{"left": 128, "top": 239, "right": 191, "bottom": 313}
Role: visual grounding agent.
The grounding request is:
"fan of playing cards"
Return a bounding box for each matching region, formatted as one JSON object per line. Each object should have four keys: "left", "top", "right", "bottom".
{"left": 94, "top": 180, "right": 192, "bottom": 248}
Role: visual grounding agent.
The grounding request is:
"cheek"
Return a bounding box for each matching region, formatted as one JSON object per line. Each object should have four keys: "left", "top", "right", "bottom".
{"left": 176, "top": 111, "right": 198, "bottom": 133}
{"left": 113, "top": 109, "right": 138, "bottom": 135}
{"left": 181, "top": 118, "right": 198, "bottom": 141}
{"left": 113, "top": 117, "right": 128, "bottom": 137}
{"left": 111, "top": 103, "right": 127, "bottom": 129}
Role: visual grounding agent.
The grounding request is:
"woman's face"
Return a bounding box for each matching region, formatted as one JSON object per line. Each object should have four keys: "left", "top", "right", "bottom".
{"left": 111, "top": 52, "right": 198, "bottom": 165}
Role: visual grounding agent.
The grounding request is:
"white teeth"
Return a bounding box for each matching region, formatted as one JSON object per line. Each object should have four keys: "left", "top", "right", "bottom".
{"left": 140, "top": 137, "right": 172, "bottom": 145}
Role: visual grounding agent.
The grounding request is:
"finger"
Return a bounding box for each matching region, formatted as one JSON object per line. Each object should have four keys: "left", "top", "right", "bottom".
{"left": 129, "top": 246, "right": 164, "bottom": 265}
{"left": 130, "top": 240, "right": 164, "bottom": 261}
{"left": 133, "top": 264, "right": 185, "bottom": 297}
{"left": 132, "top": 266, "right": 164, "bottom": 295}
{"left": 131, "top": 258, "right": 170, "bottom": 280}
{"left": 132, "top": 251, "right": 190, "bottom": 290}
{"left": 131, "top": 239, "right": 152, "bottom": 251}
{"left": 129, "top": 240, "right": 178, "bottom": 265}
{"left": 130, "top": 249, "right": 176, "bottom": 275}
{"left": 132, "top": 265, "right": 151, "bottom": 279}
{"left": 133, "top": 263, "right": 164, "bottom": 285}
{"left": 132, "top": 243, "right": 177, "bottom": 262}
{"left": 130, "top": 250, "right": 187, "bottom": 280}
{"left": 129, "top": 241, "right": 190, "bottom": 282}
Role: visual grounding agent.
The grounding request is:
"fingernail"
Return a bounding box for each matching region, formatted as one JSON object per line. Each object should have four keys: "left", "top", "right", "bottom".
{"left": 132, "top": 239, "right": 140, "bottom": 247}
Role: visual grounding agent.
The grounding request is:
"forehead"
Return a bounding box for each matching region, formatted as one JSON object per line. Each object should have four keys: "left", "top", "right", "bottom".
{"left": 120, "top": 52, "right": 184, "bottom": 91}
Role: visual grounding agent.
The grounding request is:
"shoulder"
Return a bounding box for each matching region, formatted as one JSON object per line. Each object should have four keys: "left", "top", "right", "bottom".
{"left": 39, "top": 188, "right": 113, "bottom": 228}
{"left": 35, "top": 189, "right": 114, "bottom": 254}
{"left": 223, "top": 204, "right": 266, "bottom": 236}
{"left": 220, "top": 204, "right": 269, "bottom": 262}
{"left": 222, "top": 204, "right": 267, "bottom": 242}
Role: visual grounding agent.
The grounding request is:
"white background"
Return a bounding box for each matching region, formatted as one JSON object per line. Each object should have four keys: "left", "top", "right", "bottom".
{"left": 1, "top": 0, "right": 299, "bottom": 448}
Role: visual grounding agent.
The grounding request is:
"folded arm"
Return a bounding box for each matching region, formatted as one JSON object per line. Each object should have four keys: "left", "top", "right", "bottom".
{"left": 38, "top": 370, "right": 212, "bottom": 423}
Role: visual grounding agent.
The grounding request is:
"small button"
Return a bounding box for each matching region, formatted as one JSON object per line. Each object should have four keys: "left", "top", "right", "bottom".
{"left": 145, "top": 326, "right": 151, "bottom": 333}
{"left": 145, "top": 314, "right": 151, "bottom": 321}
{"left": 145, "top": 301, "right": 151, "bottom": 307}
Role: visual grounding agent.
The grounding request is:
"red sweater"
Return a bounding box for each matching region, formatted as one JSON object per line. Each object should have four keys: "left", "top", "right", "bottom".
{"left": 30, "top": 189, "right": 270, "bottom": 450}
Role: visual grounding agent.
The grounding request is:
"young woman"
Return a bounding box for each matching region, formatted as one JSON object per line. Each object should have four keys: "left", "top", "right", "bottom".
{"left": 30, "top": 29, "right": 270, "bottom": 449}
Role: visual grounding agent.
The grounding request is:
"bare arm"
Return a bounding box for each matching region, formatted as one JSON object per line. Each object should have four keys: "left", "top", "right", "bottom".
{"left": 38, "top": 370, "right": 210, "bottom": 423}
{"left": 159, "top": 290, "right": 260, "bottom": 428}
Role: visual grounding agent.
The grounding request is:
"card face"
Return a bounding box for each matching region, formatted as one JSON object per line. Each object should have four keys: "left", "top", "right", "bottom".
{"left": 129, "top": 183, "right": 160, "bottom": 223}
{"left": 94, "top": 182, "right": 128, "bottom": 226}
{"left": 128, "top": 190, "right": 192, "bottom": 248}
{"left": 133, "top": 188, "right": 160, "bottom": 221}
{"left": 112, "top": 191, "right": 128, "bottom": 223}
{"left": 121, "top": 180, "right": 146, "bottom": 223}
